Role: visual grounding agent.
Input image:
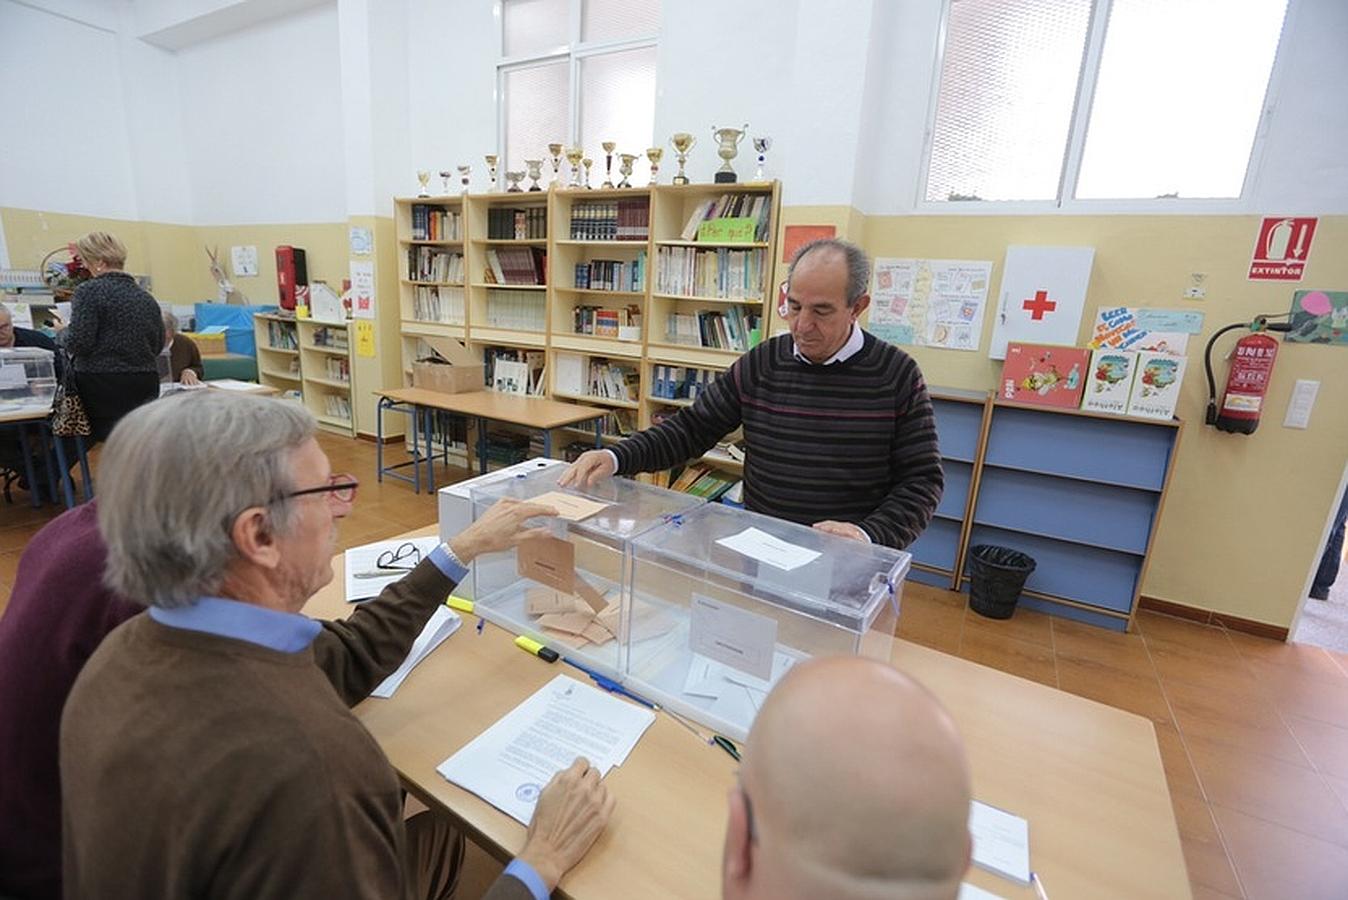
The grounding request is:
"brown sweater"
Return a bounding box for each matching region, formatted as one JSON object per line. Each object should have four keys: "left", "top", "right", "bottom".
{"left": 60, "top": 562, "right": 531, "bottom": 900}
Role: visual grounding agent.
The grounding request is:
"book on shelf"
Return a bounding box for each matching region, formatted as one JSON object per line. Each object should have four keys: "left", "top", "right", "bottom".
{"left": 1126, "top": 351, "right": 1186, "bottom": 420}
{"left": 266, "top": 320, "right": 298, "bottom": 350}
{"left": 664, "top": 308, "right": 762, "bottom": 352}
{"left": 410, "top": 204, "right": 462, "bottom": 241}
{"left": 1081, "top": 348, "right": 1137, "bottom": 415}
{"left": 998, "top": 343, "right": 1090, "bottom": 409}
{"left": 654, "top": 246, "right": 764, "bottom": 299}
{"left": 484, "top": 247, "right": 546, "bottom": 286}
{"left": 678, "top": 193, "right": 772, "bottom": 242}
{"left": 311, "top": 326, "right": 348, "bottom": 351}
{"left": 583, "top": 358, "right": 639, "bottom": 403}
{"left": 411, "top": 285, "right": 466, "bottom": 324}
{"left": 569, "top": 199, "right": 650, "bottom": 241}
{"left": 485, "top": 290, "right": 546, "bottom": 331}
{"left": 323, "top": 356, "right": 351, "bottom": 383}
{"left": 650, "top": 365, "right": 716, "bottom": 401}
{"left": 407, "top": 247, "right": 464, "bottom": 283}
{"left": 485, "top": 347, "right": 545, "bottom": 396}
{"left": 572, "top": 304, "right": 641, "bottom": 338}
{"left": 573, "top": 253, "right": 645, "bottom": 292}
{"left": 487, "top": 207, "right": 547, "bottom": 240}
{"left": 322, "top": 393, "right": 352, "bottom": 422}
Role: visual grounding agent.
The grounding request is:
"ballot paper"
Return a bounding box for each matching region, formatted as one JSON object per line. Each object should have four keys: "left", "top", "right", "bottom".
{"left": 344, "top": 537, "right": 442, "bottom": 602}
{"left": 369, "top": 606, "right": 461, "bottom": 698}
{"left": 437, "top": 674, "right": 655, "bottom": 824}
{"left": 969, "top": 800, "right": 1031, "bottom": 885}
{"left": 715, "top": 526, "right": 821, "bottom": 572}
{"left": 529, "top": 490, "right": 610, "bottom": 521}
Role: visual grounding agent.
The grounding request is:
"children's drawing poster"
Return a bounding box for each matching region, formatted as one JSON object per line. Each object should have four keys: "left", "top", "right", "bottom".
{"left": 869, "top": 258, "right": 992, "bottom": 352}
{"left": 1089, "top": 306, "right": 1197, "bottom": 356}
{"left": 1286, "top": 290, "right": 1348, "bottom": 345}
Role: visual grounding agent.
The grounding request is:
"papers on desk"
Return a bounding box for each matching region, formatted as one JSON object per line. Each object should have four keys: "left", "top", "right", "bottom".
{"left": 958, "top": 883, "right": 1005, "bottom": 900}
{"left": 345, "top": 537, "right": 442, "bottom": 602}
{"left": 715, "top": 526, "right": 820, "bottom": 572}
{"left": 436, "top": 673, "right": 655, "bottom": 824}
{"left": 969, "top": 800, "right": 1031, "bottom": 885}
{"left": 370, "top": 606, "right": 461, "bottom": 698}
{"left": 207, "top": 378, "right": 266, "bottom": 392}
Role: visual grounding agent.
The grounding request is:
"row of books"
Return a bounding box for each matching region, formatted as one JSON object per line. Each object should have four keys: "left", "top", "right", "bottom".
{"left": 574, "top": 254, "right": 645, "bottom": 292}
{"left": 598, "top": 409, "right": 637, "bottom": 437}
{"left": 572, "top": 304, "right": 641, "bottom": 338}
{"left": 265, "top": 321, "right": 298, "bottom": 350}
{"left": 407, "top": 248, "right": 463, "bottom": 283}
{"left": 1001, "top": 342, "right": 1187, "bottom": 421}
{"left": 650, "top": 365, "right": 716, "bottom": 401}
{"left": 411, "top": 286, "right": 465, "bottom": 324}
{"left": 679, "top": 193, "right": 773, "bottom": 242}
{"left": 311, "top": 326, "right": 347, "bottom": 351}
{"left": 487, "top": 206, "right": 547, "bottom": 240}
{"left": 484, "top": 291, "right": 546, "bottom": 331}
{"left": 485, "top": 248, "right": 546, "bottom": 286}
{"left": 321, "top": 393, "right": 352, "bottom": 422}
{"left": 664, "top": 308, "right": 762, "bottom": 352}
{"left": 585, "top": 359, "right": 639, "bottom": 403}
{"left": 485, "top": 347, "right": 546, "bottom": 396}
{"left": 668, "top": 463, "right": 741, "bottom": 501}
{"left": 569, "top": 200, "right": 650, "bottom": 241}
{"left": 321, "top": 357, "right": 350, "bottom": 383}
{"left": 410, "top": 204, "right": 462, "bottom": 241}
{"left": 654, "top": 247, "right": 764, "bottom": 300}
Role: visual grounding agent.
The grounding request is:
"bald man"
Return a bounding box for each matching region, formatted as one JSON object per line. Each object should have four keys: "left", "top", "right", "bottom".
{"left": 722, "top": 658, "right": 972, "bottom": 900}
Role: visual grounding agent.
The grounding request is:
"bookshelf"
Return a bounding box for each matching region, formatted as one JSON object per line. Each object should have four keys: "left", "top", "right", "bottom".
{"left": 297, "top": 319, "right": 355, "bottom": 436}
{"left": 253, "top": 313, "right": 302, "bottom": 395}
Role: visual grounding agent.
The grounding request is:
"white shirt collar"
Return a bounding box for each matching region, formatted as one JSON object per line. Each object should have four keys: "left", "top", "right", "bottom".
{"left": 792, "top": 324, "right": 864, "bottom": 366}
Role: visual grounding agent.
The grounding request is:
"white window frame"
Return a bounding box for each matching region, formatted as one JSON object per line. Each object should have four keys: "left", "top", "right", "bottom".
{"left": 915, "top": 0, "right": 1298, "bottom": 215}
{"left": 495, "top": 0, "right": 659, "bottom": 161}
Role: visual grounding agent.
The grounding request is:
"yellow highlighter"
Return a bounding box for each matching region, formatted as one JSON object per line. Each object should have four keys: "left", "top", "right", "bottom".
{"left": 447, "top": 596, "right": 474, "bottom": 614}
{"left": 514, "top": 635, "right": 560, "bottom": 663}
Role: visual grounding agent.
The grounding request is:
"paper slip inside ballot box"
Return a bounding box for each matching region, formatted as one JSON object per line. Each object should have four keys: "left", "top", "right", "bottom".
{"left": 437, "top": 674, "right": 655, "bottom": 824}
{"left": 715, "top": 526, "right": 821, "bottom": 572}
{"left": 369, "top": 606, "right": 461, "bottom": 698}
{"left": 529, "top": 490, "right": 610, "bottom": 521}
{"left": 344, "top": 537, "right": 441, "bottom": 602}
{"left": 969, "top": 800, "right": 1031, "bottom": 885}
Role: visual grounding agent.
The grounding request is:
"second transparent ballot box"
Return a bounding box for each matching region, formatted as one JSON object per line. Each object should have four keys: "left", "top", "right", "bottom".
{"left": 470, "top": 467, "right": 705, "bottom": 676}
{"left": 625, "top": 503, "right": 911, "bottom": 741}
{"left": 0, "top": 347, "right": 57, "bottom": 414}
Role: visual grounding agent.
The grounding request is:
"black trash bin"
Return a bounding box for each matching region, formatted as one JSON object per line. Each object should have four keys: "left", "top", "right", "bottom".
{"left": 968, "top": 545, "right": 1036, "bottom": 620}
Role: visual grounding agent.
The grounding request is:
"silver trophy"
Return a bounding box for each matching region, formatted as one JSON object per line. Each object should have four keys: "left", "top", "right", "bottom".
{"left": 711, "top": 124, "right": 748, "bottom": 184}
{"left": 505, "top": 170, "right": 525, "bottom": 192}
{"left": 438, "top": 170, "right": 453, "bottom": 194}
{"left": 457, "top": 164, "right": 471, "bottom": 193}
{"left": 618, "top": 153, "right": 637, "bottom": 189}
{"left": 752, "top": 137, "right": 772, "bottom": 181}
{"left": 485, "top": 154, "right": 498, "bottom": 191}
{"left": 525, "top": 159, "right": 544, "bottom": 191}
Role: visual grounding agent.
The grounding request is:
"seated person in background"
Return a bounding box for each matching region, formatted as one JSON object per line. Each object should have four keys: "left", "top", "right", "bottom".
{"left": 162, "top": 311, "right": 203, "bottom": 385}
{"left": 562, "top": 239, "right": 943, "bottom": 550}
{"left": 723, "top": 657, "right": 972, "bottom": 900}
{"left": 61, "top": 392, "right": 614, "bottom": 900}
{"left": 0, "top": 305, "right": 63, "bottom": 493}
{"left": 0, "top": 304, "right": 58, "bottom": 355}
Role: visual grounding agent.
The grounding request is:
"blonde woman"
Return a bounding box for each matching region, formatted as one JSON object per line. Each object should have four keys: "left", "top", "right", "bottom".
{"left": 61, "top": 232, "right": 164, "bottom": 441}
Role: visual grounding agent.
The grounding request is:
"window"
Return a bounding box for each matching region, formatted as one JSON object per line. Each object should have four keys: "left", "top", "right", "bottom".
{"left": 499, "top": 0, "right": 660, "bottom": 185}
{"left": 922, "top": 0, "right": 1289, "bottom": 206}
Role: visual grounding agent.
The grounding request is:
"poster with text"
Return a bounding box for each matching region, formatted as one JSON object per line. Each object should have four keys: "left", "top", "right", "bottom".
{"left": 868, "top": 258, "right": 992, "bottom": 352}
{"left": 987, "top": 246, "right": 1095, "bottom": 360}
{"left": 350, "top": 260, "right": 375, "bottom": 320}
{"left": 1088, "top": 306, "right": 1200, "bottom": 356}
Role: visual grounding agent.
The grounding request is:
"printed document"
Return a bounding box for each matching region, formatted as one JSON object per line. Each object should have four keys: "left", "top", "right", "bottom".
{"left": 369, "top": 606, "right": 461, "bottom": 698}
{"left": 969, "top": 800, "right": 1031, "bottom": 884}
{"left": 715, "top": 526, "right": 820, "bottom": 571}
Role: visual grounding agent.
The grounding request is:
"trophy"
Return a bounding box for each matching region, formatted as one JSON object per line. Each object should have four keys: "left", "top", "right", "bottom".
{"left": 752, "top": 137, "right": 772, "bottom": 181}
{"left": 548, "top": 143, "right": 563, "bottom": 184}
{"left": 618, "top": 153, "right": 637, "bottom": 188}
{"left": 601, "top": 141, "right": 617, "bottom": 189}
{"left": 582, "top": 158, "right": 594, "bottom": 189}
{"left": 525, "top": 159, "right": 543, "bottom": 191}
{"left": 485, "top": 154, "right": 499, "bottom": 191}
{"left": 438, "top": 170, "right": 453, "bottom": 194}
{"left": 670, "top": 133, "right": 695, "bottom": 185}
{"left": 646, "top": 147, "right": 663, "bottom": 185}
{"left": 457, "top": 164, "right": 471, "bottom": 193}
{"left": 565, "top": 146, "right": 584, "bottom": 188}
{"left": 505, "top": 170, "right": 525, "bottom": 192}
{"left": 416, "top": 170, "right": 431, "bottom": 197}
{"left": 711, "top": 124, "right": 748, "bottom": 183}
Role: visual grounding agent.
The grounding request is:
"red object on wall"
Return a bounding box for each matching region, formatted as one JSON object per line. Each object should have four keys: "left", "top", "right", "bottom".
{"left": 1216, "top": 332, "right": 1279, "bottom": 434}
{"left": 1248, "top": 216, "right": 1317, "bottom": 281}
{"left": 275, "top": 245, "right": 308, "bottom": 310}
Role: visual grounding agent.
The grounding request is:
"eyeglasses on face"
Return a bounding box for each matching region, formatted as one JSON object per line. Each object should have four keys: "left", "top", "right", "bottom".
{"left": 281, "top": 473, "right": 359, "bottom": 505}
{"left": 376, "top": 541, "right": 421, "bottom": 571}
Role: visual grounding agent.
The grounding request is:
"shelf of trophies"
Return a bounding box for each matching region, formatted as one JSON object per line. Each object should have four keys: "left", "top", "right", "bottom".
{"left": 296, "top": 319, "right": 355, "bottom": 435}
{"left": 253, "top": 313, "right": 303, "bottom": 395}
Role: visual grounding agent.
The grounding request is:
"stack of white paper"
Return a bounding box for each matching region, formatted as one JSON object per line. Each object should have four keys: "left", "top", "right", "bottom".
{"left": 437, "top": 674, "right": 656, "bottom": 824}
{"left": 345, "top": 537, "right": 443, "bottom": 602}
{"left": 958, "top": 883, "right": 1005, "bottom": 900}
{"left": 969, "top": 800, "right": 1031, "bottom": 885}
{"left": 369, "top": 606, "right": 461, "bottom": 698}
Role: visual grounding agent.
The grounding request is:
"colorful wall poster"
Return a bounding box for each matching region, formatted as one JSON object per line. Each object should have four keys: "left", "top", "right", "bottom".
{"left": 1286, "top": 290, "right": 1348, "bottom": 345}
{"left": 1081, "top": 348, "right": 1136, "bottom": 415}
{"left": 999, "top": 343, "right": 1090, "bottom": 409}
{"left": 1089, "top": 306, "right": 1197, "bottom": 356}
{"left": 987, "top": 246, "right": 1095, "bottom": 360}
{"left": 868, "top": 258, "right": 992, "bottom": 352}
{"left": 781, "top": 225, "right": 836, "bottom": 264}
{"left": 354, "top": 320, "right": 376, "bottom": 358}
{"left": 1126, "top": 352, "right": 1187, "bottom": 420}
{"left": 350, "top": 260, "right": 375, "bottom": 320}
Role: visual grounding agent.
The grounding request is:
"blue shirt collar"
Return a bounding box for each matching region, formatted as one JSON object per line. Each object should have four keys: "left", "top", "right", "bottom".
{"left": 149, "top": 596, "right": 322, "bottom": 653}
{"left": 792, "top": 323, "right": 864, "bottom": 365}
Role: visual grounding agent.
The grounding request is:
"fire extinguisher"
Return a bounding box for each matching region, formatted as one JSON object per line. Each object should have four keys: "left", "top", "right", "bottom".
{"left": 1204, "top": 315, "right": 1293, "bottom": 435}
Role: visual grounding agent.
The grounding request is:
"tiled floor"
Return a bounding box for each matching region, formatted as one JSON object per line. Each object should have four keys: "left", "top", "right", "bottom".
{"left": 3, "top": 431, "right": 1347, "bottom": 898}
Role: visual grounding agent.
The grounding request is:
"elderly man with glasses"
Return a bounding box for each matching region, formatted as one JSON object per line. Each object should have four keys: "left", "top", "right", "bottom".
{"left": 561, "top": 238, "right": 943, "bottom": 551}
{"left": 57, "top": 392, "right": 614, "bottom": 900}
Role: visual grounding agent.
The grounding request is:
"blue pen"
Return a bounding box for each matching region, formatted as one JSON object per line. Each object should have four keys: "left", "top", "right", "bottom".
{"left": 563, "top": 657, "right": 656, "bottom": 709}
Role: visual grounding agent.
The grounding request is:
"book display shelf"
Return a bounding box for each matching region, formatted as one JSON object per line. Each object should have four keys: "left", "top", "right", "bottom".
{"left": 252, "top": 313, "right": 359, "bottom": 436}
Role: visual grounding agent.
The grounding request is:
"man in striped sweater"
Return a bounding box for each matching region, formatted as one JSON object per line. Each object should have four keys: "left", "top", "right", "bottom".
{"left": 561, "top": 239, "right": 943, "bottom": 549}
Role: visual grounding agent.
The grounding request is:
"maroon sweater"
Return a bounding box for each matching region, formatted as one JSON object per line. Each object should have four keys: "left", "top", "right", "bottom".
{"left": 0, "top": 502, "right": 140, "bottom": 900}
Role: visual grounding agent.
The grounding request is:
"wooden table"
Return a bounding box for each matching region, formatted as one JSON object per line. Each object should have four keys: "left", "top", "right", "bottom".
{"left": 0, "top": 406, "right": 93, "bottom": 508}
{"left": 305, "top": 527, "right": 1190, "bottom": 900}
{"left": 373, "top": 389, "right": 606, "bottom": 493}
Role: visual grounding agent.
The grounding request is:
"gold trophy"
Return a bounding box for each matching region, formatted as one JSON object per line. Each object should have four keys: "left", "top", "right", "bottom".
{"left": 582, "top": 157, "right": 594, "bottom": 190}
{"left": 618, "top": 153, "right": 637, "bottom": 188}
{"left": 711, "top": 124, "right": 748, "bottom": 184}
{"left": 565, "top": 146, "right": 584, "bottom": 188}
{"left": 601, "top": 141, "right": 617, "bottom": 189}
{"left": 416, "top": 170, "right": 431, "bottom": 197}
{"left": 484, "top": 154, "right": 499, "bottom": 191}
{"left": 548, "top": 143, "right": 563, "bottom": 184}
{"left": 525, "top": 159, "right": 544, "bottom": 191}
{"left": 646, "top": 147, "right": 663, "bottom": 186}
{"left": 670, "top": 133, "right": 695, "bottom": 185}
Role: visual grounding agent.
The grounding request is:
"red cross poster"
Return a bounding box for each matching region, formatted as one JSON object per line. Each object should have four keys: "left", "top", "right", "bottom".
{"left": 1248, "top": 216, "right": 1317, "bottom": 281}
{"left": 987, "top": 245, "right": 1095, "bottom": 359}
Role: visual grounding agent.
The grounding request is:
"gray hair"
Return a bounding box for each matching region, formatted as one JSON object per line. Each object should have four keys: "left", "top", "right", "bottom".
{"left": 162, "top": 310, "right": 179, "bottom": 336}
{"left": 787, "top": 238, "right": 872, "bottom": 307}
{"left": 97, "top": 392, "right": 317, "bottom": 609}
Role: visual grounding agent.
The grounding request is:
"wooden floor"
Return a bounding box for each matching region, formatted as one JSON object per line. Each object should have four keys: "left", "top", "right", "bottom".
{"left": 2, "top": 431, "right": 1347, "bottom": 899}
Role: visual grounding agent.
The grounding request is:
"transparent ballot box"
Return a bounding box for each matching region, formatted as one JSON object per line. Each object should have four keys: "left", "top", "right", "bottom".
{"left": 625, "top": 504, "right": 911, "bottom": 741}
{"left": 0, "top": 347, "right": 57, "bottom": 414}
{"left": 470, "top": 467, "right": 705, "bottom": 676}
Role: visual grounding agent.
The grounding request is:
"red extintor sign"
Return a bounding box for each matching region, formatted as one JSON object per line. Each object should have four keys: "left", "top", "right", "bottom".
{"left": 1248, "top": 216, "right": 1317, "bottom": 281}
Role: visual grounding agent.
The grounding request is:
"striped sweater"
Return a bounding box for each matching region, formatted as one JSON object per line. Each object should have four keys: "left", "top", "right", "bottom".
{"left": 611, "top": 331, "right": 943, "bottom": 549}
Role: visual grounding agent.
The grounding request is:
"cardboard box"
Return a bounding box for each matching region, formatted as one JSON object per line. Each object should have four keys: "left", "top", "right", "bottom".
{"left": 183, "top": 331, "right": 228, "bottom": 357}
{"left": 412, "top": 360, "right": 484, "bottom": 394}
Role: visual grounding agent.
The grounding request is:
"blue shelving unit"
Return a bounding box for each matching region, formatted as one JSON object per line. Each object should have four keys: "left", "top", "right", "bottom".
{"left": 907, "top": 388, "right": 989, "bottom": 589}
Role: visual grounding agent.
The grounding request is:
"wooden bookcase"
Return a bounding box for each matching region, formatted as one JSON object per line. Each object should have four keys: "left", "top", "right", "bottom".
{"left": 252, "top": 313, "right": 302, "bottom": 395}
{"left": 297, "top": 319, "right": 355, "bottom": 436}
